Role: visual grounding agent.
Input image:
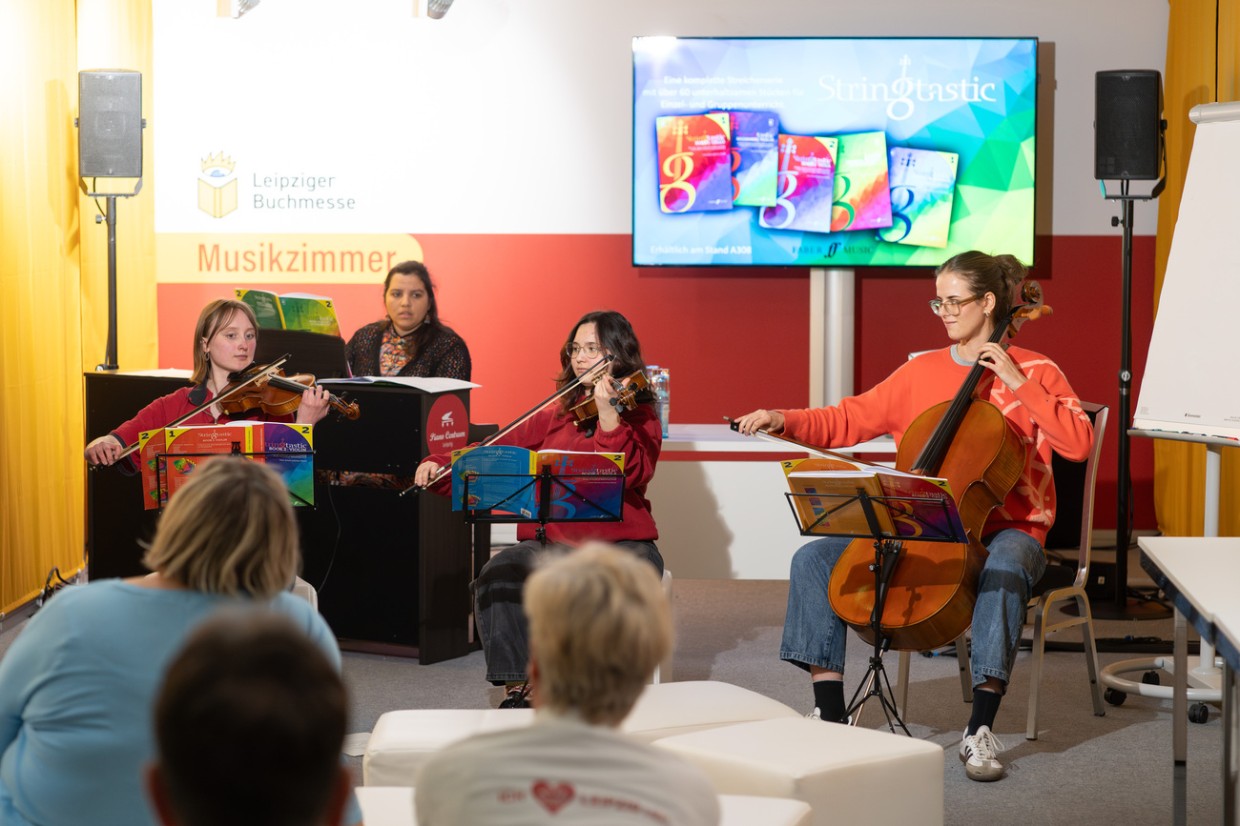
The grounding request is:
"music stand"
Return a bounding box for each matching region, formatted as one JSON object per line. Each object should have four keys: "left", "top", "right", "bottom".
{"left": 254, "top": 329, "right": 351, "bottom": 379}
{"left": 459, "top": 465, "right": 624, "bottom": 545}
{"left": 786, "top": 484, "right": 965, "bottom": 735}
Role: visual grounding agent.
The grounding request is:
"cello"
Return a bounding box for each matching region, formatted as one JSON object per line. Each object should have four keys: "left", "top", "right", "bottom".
{"left": 826, "top": 281, "right": 1051, "bottom": 652}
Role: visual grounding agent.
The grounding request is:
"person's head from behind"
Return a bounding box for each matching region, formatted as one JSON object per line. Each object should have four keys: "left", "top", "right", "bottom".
{"left": 146, "top": 612, "right": 350, "bottom": 826}
{"left": 192, "top": 299, "right": 259, "bottom": 384}
{"left": 525, "top": 543, "right": 671, "bottom": 726}
{"left": 383, "top": 259, "right": 440, "bottom": 336}
{"left": 141, "top": 457, "right": 298, "bottom": 598}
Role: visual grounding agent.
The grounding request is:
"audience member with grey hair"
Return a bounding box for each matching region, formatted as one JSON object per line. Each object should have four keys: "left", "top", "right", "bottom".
{"left": 415, "top": 543, "right": 720, "bottom": 825}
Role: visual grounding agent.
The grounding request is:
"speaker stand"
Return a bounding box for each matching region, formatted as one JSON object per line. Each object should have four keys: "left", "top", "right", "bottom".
{"left": 1102, "top": 178, "right": 1168, "bottom": 621}
{"left": 79, "top": 178, "right": 143, "bottom": 372}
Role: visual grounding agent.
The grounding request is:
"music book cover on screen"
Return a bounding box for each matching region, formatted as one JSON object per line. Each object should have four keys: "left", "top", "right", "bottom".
{"left": 877, "top": 147, "right": 959, "bottom": 248}
{"left": 655, "top": 113, "right": 734, "bottom": 214}
{"left": 758, "top": 135, "right": 839, "bottom": 234}
{"left": 725, "top": 110, "right": 779, "bottom": 207}
{"left": 829, "top": 131, "right": 894, "bottom": 232}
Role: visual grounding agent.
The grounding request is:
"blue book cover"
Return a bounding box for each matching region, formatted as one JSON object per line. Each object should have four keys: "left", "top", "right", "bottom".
{"left": 726, "top": 110, "right": 779, "bottom": 207}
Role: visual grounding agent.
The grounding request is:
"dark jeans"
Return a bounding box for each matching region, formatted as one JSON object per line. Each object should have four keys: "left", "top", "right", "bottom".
{"left": 473, "top": 539, "right": 664, "bottom": 684}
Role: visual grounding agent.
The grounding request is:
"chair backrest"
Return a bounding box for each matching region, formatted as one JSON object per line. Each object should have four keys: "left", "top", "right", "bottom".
{"left": 1040, "top": 401, "right": 1108, "bottom": 589}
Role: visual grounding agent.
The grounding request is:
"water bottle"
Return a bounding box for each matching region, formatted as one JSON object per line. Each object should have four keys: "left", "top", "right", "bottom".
{"left": 647, "top": 365, "right": 670, "bottom": 438}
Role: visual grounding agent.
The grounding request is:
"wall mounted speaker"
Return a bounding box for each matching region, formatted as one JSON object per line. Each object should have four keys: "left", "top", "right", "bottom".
{"left": 78, "top": 70, "right": 143, "bottom": 178}
{"left": 1095, "top": 70, "right": 1163, "bottom": 180}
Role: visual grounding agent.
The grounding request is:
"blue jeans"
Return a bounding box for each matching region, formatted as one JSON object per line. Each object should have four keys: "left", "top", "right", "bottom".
{"left": 780, "top": 529, "right": 1046, "bottom": 688}
{"left": 473, "top": 539, "right": 664, "bottom": 684}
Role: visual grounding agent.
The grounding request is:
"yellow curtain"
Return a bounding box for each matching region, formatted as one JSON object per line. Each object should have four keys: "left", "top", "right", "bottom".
{"left": 0, "top": 0, "right": 157, "bottom": 614}
{"left": 1154, "top": 1, "right": 1240, "bottom": 537}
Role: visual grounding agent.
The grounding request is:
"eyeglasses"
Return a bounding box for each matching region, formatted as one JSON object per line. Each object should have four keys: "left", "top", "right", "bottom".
{"left": 565, "top": 343, "right": 604, "bottom": 359}
{"left": 928, "top": 295, "right": 981, "bottom": 316}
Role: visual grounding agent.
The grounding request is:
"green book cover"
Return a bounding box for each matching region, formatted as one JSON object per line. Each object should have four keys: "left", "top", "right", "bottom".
{"left": 235, "top": 288, "right": 285, "bottom": 330}
{"left": 278, "top": 293, "right": 340, "bottom": 336}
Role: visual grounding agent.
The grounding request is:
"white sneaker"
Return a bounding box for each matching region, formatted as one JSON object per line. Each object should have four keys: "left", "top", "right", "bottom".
{"left": 959, "top": 725, "right": 1005, "bottom": 781}
{"left": 807, "top": 707, "right": 822, "bottom": 720}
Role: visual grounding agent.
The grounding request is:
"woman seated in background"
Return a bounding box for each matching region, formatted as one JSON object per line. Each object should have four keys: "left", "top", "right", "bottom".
{"left": 0, "top": 458, "right": 361, "bottom": 826}
{"left": 345, "top": 259, "right": 471, "bottom": 380}
{"left": 413, "top": 310, "right": 661, "bottom": 708}
{"left": 84, "top": 298, "right": 330, "bottom": 468}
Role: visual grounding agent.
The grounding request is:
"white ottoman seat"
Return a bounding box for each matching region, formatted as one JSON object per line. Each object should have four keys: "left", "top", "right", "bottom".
{"left": 364, "top": 681, "right": 800, "bottom": 785}
{"left": 364, "top": 709, "right": 533, "bottom": 786}
{"left": 654, "top": 717, "right": 944, "bottom": 826}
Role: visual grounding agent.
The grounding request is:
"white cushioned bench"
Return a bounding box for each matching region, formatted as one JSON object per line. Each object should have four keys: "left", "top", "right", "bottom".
{"left": 364, "top": 680, "right": 800, "bottom": 786}
{"left": 653, "top": 717, "right": 944, "bottom": 826}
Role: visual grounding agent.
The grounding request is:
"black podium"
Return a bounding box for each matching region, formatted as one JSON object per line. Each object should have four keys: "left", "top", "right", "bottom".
{"left": 84, "top": 372, "right": 483, "bottom": 664}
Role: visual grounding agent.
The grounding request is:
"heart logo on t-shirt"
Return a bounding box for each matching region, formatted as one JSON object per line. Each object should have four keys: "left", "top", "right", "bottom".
{"left": 532, "top": 780, "right": 575, "bottom": 814}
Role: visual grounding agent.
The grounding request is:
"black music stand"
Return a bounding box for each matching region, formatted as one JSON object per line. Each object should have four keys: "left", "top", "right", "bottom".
{"left": 786, "top": 484, "right": 965, "bottom": 735}
{"left": 458, "top": 465, "right": 624, "bottom": 545}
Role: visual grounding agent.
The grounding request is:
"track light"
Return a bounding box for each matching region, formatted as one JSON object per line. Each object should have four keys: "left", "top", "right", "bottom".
{"left": 426, "top": 0, "right": 454, "bottom": 19}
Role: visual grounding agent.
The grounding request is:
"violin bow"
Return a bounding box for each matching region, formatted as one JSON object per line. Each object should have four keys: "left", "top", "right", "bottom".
{"left": 723, "top": 416, "right": 891, "bottom": 470}
{"left": 399, "top": 354, "right": 616, "bottom": 497}
{"left": 100, "top": 356, "right": 290, "bottom": 467}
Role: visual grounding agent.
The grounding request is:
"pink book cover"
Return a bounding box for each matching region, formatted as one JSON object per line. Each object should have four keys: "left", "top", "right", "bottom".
{"left": 758, "top": 135, "right": 838, "bottom": 234}
{"left": 830, "top": 131, "right": 893, "bottom": 232}
{"left": 655, "top": 113, "right": 733, "bottom": 214}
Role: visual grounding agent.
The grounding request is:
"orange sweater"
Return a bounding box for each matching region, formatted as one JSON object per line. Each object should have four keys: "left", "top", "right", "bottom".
{"left": 779, "top": 345, "right": 1093, "bottom": 545}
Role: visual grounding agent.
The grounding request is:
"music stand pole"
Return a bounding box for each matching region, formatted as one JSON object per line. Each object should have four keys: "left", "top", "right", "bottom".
{"left": 842, "top": 491, "right": 911, "bottom": 735}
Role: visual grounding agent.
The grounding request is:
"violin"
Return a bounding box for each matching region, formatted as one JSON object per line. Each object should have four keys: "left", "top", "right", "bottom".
{"left": 570, "top": 370, "right": 650, "bottom": 427}
{"left": 219, "top": 368, "right": 360, "bottom": 421}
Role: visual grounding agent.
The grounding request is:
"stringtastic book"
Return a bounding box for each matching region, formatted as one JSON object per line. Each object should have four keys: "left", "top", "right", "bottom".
{"left": 449, "top": 445, "right": 625, "bottom": 521}
{"left": 781, "top": 458, "right": 965, "bottom": 541}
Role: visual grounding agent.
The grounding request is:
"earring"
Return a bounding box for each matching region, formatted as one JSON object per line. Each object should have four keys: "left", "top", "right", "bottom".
{"left": 984, "top": 310, "right": 991, "bottom": 317}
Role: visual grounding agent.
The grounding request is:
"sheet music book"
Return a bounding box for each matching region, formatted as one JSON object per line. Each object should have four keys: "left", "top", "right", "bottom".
{"left": 449, "top": 445, "right": 625, "bottom": 520}
{"left": 781, "top": 458, "right": 964, "bottom": 540}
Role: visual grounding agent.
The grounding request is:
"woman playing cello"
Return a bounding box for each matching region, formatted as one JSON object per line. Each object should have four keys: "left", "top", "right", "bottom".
{"left": 734, "top": 251, "right": 1093, "bottom": 783}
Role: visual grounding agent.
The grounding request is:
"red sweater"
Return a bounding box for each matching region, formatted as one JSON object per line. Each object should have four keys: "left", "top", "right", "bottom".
{"left": 779, "top": 346, "right": 1093, "bottom": 545}
{"left": 428, "top": 403, "right": 662, "bottom": 545}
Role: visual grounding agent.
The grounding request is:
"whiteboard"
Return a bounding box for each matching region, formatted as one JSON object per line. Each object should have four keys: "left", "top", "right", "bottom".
{"left": 1133, "top": 102, "right": 1240, "bottom": 440}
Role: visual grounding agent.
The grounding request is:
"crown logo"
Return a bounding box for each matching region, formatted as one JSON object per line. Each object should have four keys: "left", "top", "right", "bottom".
{"left": 201, "top": 152, "right": 236, "bottom": 177}
{"left": 199, "top": 151, "right": 238, "bottom": 218}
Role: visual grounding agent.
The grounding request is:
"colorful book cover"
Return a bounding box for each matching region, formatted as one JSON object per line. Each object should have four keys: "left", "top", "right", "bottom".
{"left": 782, "top": 460, "right": 963, "bottom": 541}
{"left": 830, "top": 131, "right": 893, "bottom": 232}
{"left": 138, "top": 428, "right": 168, "bottom": 511}
{"left": 726, "top": 110, "right": 779, "bottom": 207}
{"left": 877, "top": 147, "right": 959, "bottom": 248}
{"left": 449, "top": 446, "right": 625, "bottom": 521}
{"left": 235, "top": 288, "right": 285, "bottom": 330}
{"left": 162, "top": 423, "right": 256, "bottom": 502}
{"left": 278, "top": 293, "right": 340, "bottom": 337}
{"left": 655, "top": 113, "right": 733, "bottom": 214}
{"left": 535, "top": 450, "right": 625, "bottom": 522}
{"left": 450, "top": 445, "right": 541, "bottom": 514}
{"left": 256, "top": 422, "right": 315, "bottom": 507}
{"left": 758, "top": 135, "right": 838, "bottom": 234}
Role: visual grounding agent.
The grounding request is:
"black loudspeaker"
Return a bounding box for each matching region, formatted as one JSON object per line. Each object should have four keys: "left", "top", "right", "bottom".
{"left": 1095, "top": 70, "right": 1163, "bottom": 180}
{"left": 78, "top": 70, "right": 143, "bottom": 178}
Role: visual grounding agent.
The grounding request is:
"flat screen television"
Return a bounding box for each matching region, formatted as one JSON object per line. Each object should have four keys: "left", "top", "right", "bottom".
{"left": 632, "top": 37, "right": 1038, "bottom": 267}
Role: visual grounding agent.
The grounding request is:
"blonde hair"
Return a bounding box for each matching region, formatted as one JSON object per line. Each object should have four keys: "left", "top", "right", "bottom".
{"left": 142, "top": 457, "right": 299, "bottom": 598}
{"left": 524, "top": 543, "right": 671, "bottom": 726}
{"left": 192, "top": 299, "right": 259, "bottom": 384}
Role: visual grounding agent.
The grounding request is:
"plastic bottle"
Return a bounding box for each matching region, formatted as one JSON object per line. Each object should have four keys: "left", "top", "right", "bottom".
{"left": 647, "top": 365, "right": 670, "bottom": 437}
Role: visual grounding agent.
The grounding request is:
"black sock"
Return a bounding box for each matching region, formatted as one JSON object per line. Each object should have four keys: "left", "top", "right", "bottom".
{"left": 967, "top": 688, "right": 1002, "bottom": 736}
{"left": 812, "top": 679, "right": 846, "bottom": 723}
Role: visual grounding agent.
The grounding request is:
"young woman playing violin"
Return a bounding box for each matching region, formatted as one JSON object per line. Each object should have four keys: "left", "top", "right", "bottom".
{"left": 413, "top": 310, "right": 662, "bottom": 707}
{"left": 84, "top": 299, "right": 331, "bottom": 468}
{"left": 735, "top": 251, "right": 1094, "bottom": 783}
